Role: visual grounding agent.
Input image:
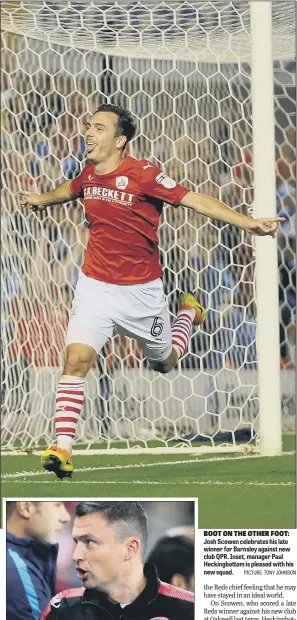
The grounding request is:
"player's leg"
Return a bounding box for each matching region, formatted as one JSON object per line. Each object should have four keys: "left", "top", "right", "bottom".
{"left": 148, "top": 292, "right": 206, "bottom": 373}
{"left": 55, "top": 342, "right": 97, "bottom": 448}
{"left": 63, "top": 342, "right": 97, "bottom": 377}
{"left": 41, "top": 342, "right": 98, "bottom": 479}
{"left": 115, "top": 280, "right": 206, "bottom": 374}
{"left": 41, "top": 271, "right": 114, "bottom": 479}
{"left": 149, "top": 346, "right": 179, "bottom": 373}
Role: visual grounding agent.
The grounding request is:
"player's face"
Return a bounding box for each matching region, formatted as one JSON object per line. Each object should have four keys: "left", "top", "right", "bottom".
{"left": 84, "top": 112, "right": 126, "bottom": 163}
{"left": 29, "top": 501, "right": 70, "bottom": 543}
{"left": 72, "top": 513, "right": 132, "bottom": 590}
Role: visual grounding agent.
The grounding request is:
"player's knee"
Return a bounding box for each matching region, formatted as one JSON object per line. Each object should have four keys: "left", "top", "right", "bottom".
{"left": 64, "top": 345, "right": 96, "bottom": 377}
{"left": 149, "top": 360, "right": 172, "bottom": 374}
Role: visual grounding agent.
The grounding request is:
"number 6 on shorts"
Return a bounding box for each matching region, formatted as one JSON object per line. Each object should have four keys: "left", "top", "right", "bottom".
{"left": 150, "top": 317, "right": 164, "bottom": 337}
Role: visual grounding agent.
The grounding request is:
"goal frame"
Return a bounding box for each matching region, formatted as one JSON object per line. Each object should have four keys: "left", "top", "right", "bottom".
{"left": 251, "top": 1, "right": 282, "bottom": 456}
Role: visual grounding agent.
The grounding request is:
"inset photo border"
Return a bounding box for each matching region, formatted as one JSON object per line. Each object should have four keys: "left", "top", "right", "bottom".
{"left": 4, "top": 497, "right": 198, "bottom": 620}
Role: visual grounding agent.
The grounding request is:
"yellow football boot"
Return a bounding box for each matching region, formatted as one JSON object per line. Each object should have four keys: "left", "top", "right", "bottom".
{"left": 41, "top": 446, "right": 73, "bottom": 480}
{"left": 179, "top": 292, "right": 206, "bottom": 325}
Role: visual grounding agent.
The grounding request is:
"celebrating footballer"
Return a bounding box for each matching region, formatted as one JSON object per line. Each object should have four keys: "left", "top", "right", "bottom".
{"left": 19, "top": 103, "right": 284, "bottom": 479}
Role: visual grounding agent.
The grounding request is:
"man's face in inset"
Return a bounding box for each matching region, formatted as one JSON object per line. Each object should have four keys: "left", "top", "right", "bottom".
{"left": 28, "top": 501, "right": 70, "bottom": 543}
{"left": 72, "top": 512, "right": 139, "bottom": 590}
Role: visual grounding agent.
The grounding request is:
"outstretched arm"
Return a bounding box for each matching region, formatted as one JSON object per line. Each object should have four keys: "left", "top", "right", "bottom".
{"left": 180, "top": 191, "right": 285, "bottom": 237}
{"left": 19, "top": 180, "right": 78, "bottom": 212}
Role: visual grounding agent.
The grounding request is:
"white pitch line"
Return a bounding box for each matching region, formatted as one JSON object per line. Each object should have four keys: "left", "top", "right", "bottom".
{"left": 9, "top": 480, "right": 295, "bottom": 486}
{"left": 2, "top": 451, "right": 295, "bottom": 480}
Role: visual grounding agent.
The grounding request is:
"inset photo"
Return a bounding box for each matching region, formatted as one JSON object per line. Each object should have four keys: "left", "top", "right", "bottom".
{"left": 5, "top": 499, "right": 196, "bottom": 620}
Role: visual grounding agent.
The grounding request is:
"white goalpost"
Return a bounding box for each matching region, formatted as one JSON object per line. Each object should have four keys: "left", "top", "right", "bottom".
{"left": 1, "top": 0, "right": 295, "bottom": 456}
{"left": 250, "top": 1, "right": 282, "bottom": 457}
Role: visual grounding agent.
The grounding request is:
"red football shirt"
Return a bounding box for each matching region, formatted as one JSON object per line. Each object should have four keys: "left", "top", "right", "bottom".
{"left": 70, "top": 156, "right": 189, "bottom": 285}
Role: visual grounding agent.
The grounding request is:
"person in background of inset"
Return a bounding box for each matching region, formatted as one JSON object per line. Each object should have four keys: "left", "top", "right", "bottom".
{"left": 147, "top": 527, "right": 194, "bottom": 593}
{"left": 6, "top": 501, "right": 70, "bottom": 620}
{"left": 41, "top": 500, "right": 194, "bottom": 620}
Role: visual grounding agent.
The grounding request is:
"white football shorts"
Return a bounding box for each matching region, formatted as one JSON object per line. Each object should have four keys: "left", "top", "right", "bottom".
{"left": 66, "top": 270, "right": 172, "bottom": 362}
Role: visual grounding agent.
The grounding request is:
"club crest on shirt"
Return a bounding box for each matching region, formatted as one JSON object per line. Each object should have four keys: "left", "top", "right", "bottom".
{"left": 155, "top": 172, "right": 176, "bottom": 189}
{"left": 116, "top": 175, "right": 129, "bottom": 190}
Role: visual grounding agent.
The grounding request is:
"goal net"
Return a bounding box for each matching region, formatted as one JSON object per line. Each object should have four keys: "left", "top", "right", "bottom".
{"left": 1, "top": 0, "right": 295, "bottom": 453}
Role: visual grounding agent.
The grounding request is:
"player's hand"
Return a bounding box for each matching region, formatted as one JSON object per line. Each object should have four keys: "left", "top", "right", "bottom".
{"left": 19, "top": 191, "right": 47, "bottom": 212}
{"left": 247, "top": 217, "right": 286, "bottom": 238}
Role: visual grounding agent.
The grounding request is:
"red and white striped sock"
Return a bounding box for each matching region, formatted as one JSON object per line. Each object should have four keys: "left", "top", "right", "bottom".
{"left": 171, "top": 308, "right": 196, "bottom": 359}
{"left": 55, "top": 375, "right": 85, "bottom": 453}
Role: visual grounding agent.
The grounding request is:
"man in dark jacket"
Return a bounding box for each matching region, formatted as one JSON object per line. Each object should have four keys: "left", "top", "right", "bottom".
{"left": 41, "top": 501, "right": 194, "bottom": 620}
{"left": 6, "top": 501, "right": 70, "bottom": 620}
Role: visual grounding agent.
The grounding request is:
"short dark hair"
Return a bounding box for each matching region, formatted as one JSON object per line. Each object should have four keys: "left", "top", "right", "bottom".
{"left": 6, "top": 501, "right": 41, "bottom": 520}
{"left": 93, "top": 103, "right": 137, "bottom": 145}
{"left": 75, "top": 501, "right": 148, "bottom": 558}
{"left": 147, "top": 535, "right": 194, "bottom": 585}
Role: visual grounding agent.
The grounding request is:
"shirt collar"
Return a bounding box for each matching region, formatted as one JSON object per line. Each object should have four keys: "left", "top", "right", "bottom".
{"left": 6, "top": 531, "right": 59, "bottom": 560}
{"left": 83, "top": 563, "right": 159, "bottom": 611}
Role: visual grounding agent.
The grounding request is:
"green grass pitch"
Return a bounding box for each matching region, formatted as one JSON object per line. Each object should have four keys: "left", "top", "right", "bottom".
{"left": 2, "top": 435, "right": 295, "bottom": 529}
